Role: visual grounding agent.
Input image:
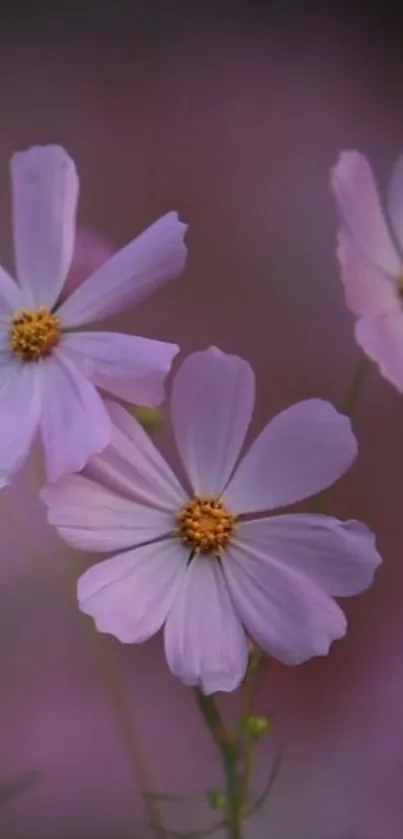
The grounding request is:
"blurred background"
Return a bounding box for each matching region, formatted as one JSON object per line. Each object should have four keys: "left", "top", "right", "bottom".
{"left": 1, "top": 2, "right": 403, "bottom": 837}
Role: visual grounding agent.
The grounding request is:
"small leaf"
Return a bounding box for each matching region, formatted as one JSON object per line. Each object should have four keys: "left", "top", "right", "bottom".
{"left": 246, "top": 745, "right": 284, "bottom": 817}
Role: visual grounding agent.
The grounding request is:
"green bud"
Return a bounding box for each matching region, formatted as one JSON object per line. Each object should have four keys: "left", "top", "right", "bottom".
{"left": 247, "top": 646, "right": 263, "bottom": 672}
{"left": 243, "top": 714, "right": 271, "bottom": 740}
{"left": 131, "top": 406, "right": 165, "bottom": 435}
{"left": 207, "top": 788, "right": 227, "bottom": 810}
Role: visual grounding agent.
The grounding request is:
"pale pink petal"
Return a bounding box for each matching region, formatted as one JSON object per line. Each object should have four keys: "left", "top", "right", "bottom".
{"left": 57, "top": 212, "right": 187, "bottom": 328}
{"left": 62, "top": 228, "right": 114, "bottom": 298}
{"left": 78, "top": 539, "right": 187, "bottom": 644}
{"left": 355, "top": 310, "right": 403, "bottom": 392}
{"left": 0, "top": 360, "right": 41, "bottom": 483}
{"left": 171, "top": 347, "right": 254, "bottom": 495}
{"left": 330, "top": 151, "right": 401, "bottom": 276}
{"left": 61, "top": 331, "right": 179, "bottom": 406}
{"left": 41, "top": 474, "right": 174, "bottom": 552}
{"left": 387, "top": 152, "right": 403, "bottom": 253}
{"left": 38, "top": 351, "right": 111, "bottom": 482}
{"left": 222, "top": 540, "right": 347, "bottom": 665}
{"left": 86, "top": 400, "right": 186, "bottom": 512}
{"left": 223, "top": 400, "right": 357, "bottom": 514}
{"left": 337, "top": 231, "right": 398, "bottom": 318}
{"left": 235, "top": 515, "right": 381, "bottom": 597}
{"left": 164, "top": 558, "right": 248, "bottom": 694}
{"left": 11, "top": 146, "right": 79, "bottom": 307}
{"left": 0, "top": 267, "right": 25, "bottom": 322}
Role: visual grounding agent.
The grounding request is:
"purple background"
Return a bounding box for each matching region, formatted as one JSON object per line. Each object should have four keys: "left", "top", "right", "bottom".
{"left": 0, "top": 6, "right": 403, "bottom": 838}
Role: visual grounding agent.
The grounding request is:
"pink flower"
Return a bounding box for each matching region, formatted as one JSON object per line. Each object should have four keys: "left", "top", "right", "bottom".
{"left": 0, "top": 146, "right": 187, "bottom": 485}
{"left": 330, "top": 150, "right": 403, "bottom": 391}
{"left": 42, "top": 347, "right": 381, "bottom": 695}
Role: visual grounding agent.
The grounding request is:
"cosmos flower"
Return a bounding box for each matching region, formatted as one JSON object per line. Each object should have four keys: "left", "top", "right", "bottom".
{"left": 330, "top": 150, "right": 403, "bottom": 391}
{"left": 0, "top": 145, "right": 187, "bottom": 485}
{"left": 42, "top": 347, "right": 381, "bottom": 695}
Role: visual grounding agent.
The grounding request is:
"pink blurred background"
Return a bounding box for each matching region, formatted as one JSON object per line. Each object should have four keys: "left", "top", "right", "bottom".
{"left": 0, "top": 6, "right": 403, "bottom": 838}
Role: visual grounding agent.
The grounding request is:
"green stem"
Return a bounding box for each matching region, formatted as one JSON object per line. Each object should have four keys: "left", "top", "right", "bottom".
{"left": 221, "top": 741, "right": 243, "bottom": 839}
{"left": 85, "top": 626, "right": 165, "bottom": 839}
{"left": 194, "top": 690, "right": 243, "bottom": 839}
{"left": 237, "top": 652, "right": 262, "bottom": 815}
{"left": 341, "top": 356, "right": 370, "bottom": 417}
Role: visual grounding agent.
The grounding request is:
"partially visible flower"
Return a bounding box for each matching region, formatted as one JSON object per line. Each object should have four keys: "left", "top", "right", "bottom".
{"left": 330, "top": 150, "right": 403, "bottom": 391}
{"left": 42, "top": 347, "right": 381, "bottom": 695}
{"left": 0, "top": 145, "right": 187, "bottom": 485}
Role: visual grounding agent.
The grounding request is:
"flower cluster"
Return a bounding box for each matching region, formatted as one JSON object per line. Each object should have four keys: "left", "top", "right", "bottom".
{"left": 0, "top": 145, "right": 386, "bottom": 696}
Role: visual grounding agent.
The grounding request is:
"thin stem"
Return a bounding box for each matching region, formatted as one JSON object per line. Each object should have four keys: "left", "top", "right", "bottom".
{"left": 311, "top": 355, "right": 370, "bottom": 513}
{"left": 221, "top": 744, "right": 243, "bottom": 839}
{"left": 3, "top": 488, "right": 164, "bottom": 838}
{"left": 194, "top": 689, "right": 229, "bottom": 749}
{"left": 237, "top": 653, "right": 263, "bottom": 815}
{"left": 83, "top": 623, "right": 165, "bottom": 839}
{"left": 341, "top": 355, "right": 370, "bottom": 417}
{"left": 194, "top": 690, "right": 243, "bottom": 839}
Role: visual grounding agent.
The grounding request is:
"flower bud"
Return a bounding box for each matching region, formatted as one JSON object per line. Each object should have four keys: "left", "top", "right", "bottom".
{"left": 207, "top": 788, "right": 227, "bottom": 810}
{"left": 247, "top": 646, "right": 263, "bottom": 672}
{"left": 243, "top": 714, "right": 271, "bottom": 740}
{"left": 131, "top": 406, "right": 165, "bottom": 435}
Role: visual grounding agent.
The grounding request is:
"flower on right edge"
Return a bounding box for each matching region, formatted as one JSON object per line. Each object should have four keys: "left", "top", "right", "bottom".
{"left": 331, "top": 150, "right": 403, "bottom": 391}
{"left": 42, "top": 348, "right": 382, "bottom": 695}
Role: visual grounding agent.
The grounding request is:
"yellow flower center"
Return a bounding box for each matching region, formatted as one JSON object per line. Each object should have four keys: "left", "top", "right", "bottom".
{"left": 175, "top": 495, "right": 238, "bottom": 556}
{"left": 8, "top": 306, "right": 61, "bottom": 361}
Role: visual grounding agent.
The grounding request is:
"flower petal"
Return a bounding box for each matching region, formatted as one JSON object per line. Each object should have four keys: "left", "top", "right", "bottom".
{"left": 86, "top": 399, "right": 187, "bottom": 512}
{"left": 38, "top": 351, "right": 111, "bottom": 482}
{"left": 57, "top": 212, "right": 187, "bottom": 328}
{"left": 330, "top": 151, "right": 401, "bottom": 276}
{"left": 235, "top": 515, "right": 381, "bottom": 597}
{"left": 336, "top": 231, "right": 398, "bottom": 318}
{"left": 41, "top": 473, "right": 174, "bottom": 552}
{"left": 62, "top": 228, "right": 114, "bottom": 298}
{"left": 387, "top": 152, "right": 403, "bottom": 254}
{"left": 61, "top": 331, "right": 179, "bottom": 406}
{"left": 224, "top": 400, "right": 357, "bottom": 514}
{"left": 355, "top": 310, "right": 403, "bottom": 392}
{"left": 164, "top": 558, "right": 248, "bottom": 694}
{"left": 11, "top": 146, "right": 79, "bottom": 308}
{"left": 222, "top": 540, "right": 347, "bottom": 665}
{"left": 78, "top": 539, "right": 187, "bottom": 644}
{"left": 171, "top": 347, "right": 255, "bottom": 495}
{"left": 0, "top": 267, "right": 25, "bottom": 322}
{"left": 0, "top": 360, "right": 41, "bottom": 482}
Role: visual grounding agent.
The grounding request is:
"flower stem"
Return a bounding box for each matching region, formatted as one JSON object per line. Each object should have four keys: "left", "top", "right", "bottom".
{"left": 341, "top": 356, "right": 370, "bottom": 417}
{"left": 237, "top": 654, "right": 263, "bottom": 816}
{"left": 84, "top": 626, "right": 165, "bottom": 839}
{"left": 194, "top": 690, "right": 243, "bottom": 839}
{"left": 311, "top": 355, "right": 370, "bottom": 513}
